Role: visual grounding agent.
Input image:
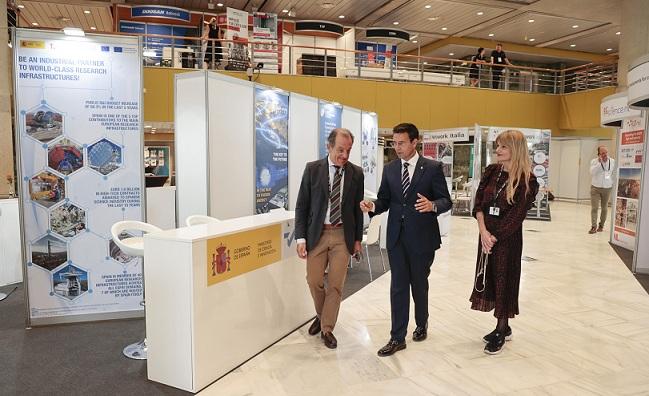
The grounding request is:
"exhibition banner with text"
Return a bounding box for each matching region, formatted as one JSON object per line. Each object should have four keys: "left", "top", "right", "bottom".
{"left": 612, "top": 117, "right": 644, "bottom": 250}
{"left": 318, "top": 101, "right": 342, "bottom": 159}
{"left": 14, "top": 30, "right": 144, "bottom": 324}
{"left": 361, "top": 112, "right": 378, "bottom": 193}
{"left": 254, "top": 87, "right": 289, "bottom": 213}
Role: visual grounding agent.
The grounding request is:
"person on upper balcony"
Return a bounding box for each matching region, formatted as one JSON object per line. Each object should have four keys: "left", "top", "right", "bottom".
{"left": 490, "top": 43, "right": 513, "bottom": 89}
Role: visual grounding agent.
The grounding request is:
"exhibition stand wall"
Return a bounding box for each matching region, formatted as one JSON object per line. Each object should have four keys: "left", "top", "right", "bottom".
{"left": 174, "top": 71, "right": 377, "bottom": 226}
{"left": 624, "top": 54, "right": 649, "bottom": 274}
{"left": 0, "top": 198, "right": 22, "bottom": 286}
{"left": 143, "top": 209, "right": 310, "bottom": 392}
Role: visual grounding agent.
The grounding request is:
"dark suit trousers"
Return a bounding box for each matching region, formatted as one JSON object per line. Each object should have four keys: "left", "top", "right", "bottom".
{"left": 388, "top": 224, "right": 435, "bottom": 342}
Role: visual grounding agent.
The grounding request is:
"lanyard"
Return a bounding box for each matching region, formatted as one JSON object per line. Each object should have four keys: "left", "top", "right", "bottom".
{"left": 600, "top": 159, "right": 610, "bottom": 172}
{"left": 492, "top": 166, "right": 507, "bottom": 205}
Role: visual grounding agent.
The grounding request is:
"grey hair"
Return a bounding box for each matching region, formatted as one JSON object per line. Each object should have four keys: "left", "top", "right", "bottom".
{"left": 327, "top": 128, "right": 354, "bottom": 147}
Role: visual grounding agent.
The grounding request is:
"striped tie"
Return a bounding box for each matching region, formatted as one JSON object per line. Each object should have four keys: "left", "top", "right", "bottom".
{"left": 329, "top": 166, "right": 342, "bottom": 225}
{"left": 402, "top": 162, "right": 410, "bottom": 197}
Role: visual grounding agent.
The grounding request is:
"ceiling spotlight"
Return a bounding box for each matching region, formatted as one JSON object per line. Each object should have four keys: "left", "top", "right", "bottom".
{"left": 616, "top": 31, "right": 621, "bottom": 35}
{"left": 427, "top": 16, "right": 439, "bottom": 21}
{"left": 393, "top": 21, "right": 399, "bottom": 25}
{"left": 217, "top": 2, "right": 223, "bottom": 6}
{"left": 572, "top": 25, "right": 579, "bottom": 28}
{"left": 63, "top": 27, "right": 85, "bottom": 37}
{"left": 425, "top": 5, "right": 432, "bottom": 8}
{"left": 32, "top": 22, "right": 39, "bottom": 26}
{"left": 528, "top": 19, "right": 535, "bottom": 23}
{"left": 441, "top": 27, "right": 447, "bottom": 31}
{"left": 606, "top": 48, "right": 613, "bottom": 51}
{"left": 488, "top": 33, "right": 494, "bottom": 37}
{"left": 17, "top": 4, "right": 25, "bottom": 8}
{"left": 339, "top": 15, "right": 345, "bottom": 18}
{"left": 570, "top": 44, "right": 576, "bottom": 47}
{"left": 477, "top": 11, "right": 484, "bottom": 16}
{"left": 84, "top": 10, "right": 90, "bottom": 14}
{"left": 90, "top": 26, "right": 96, "bottom": 30}
{"left": 529, "top": 38, "right": 535, "bottom": 42}
{"left": 282, "top": 9, "right": 289, "bottom": 13}
{"left": 423, "top": 61, "right": 428, "bottom": 65}
{"left": 412, "top": 40, "right": 418, "bottom": 43}
{"left": 449, "top": 52, "right": 454, "bottom": 56}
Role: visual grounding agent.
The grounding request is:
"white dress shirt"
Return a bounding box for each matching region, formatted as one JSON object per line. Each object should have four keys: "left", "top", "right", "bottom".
{"left": 297, "top": 157, "right": 345, "bottom": 245}
{"left": 401, "top": 151, "right": 419, "bottom": 182}
{"left": 590, "top": 157, "right": 615, "bottom": 189}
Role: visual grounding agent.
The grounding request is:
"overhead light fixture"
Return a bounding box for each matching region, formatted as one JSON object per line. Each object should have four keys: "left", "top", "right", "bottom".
{"left": 411, "top": 34, "right": 418, "bottom": 39}
{"left": 17, "top": 4, "right": 25, "bottom": 8}
{"left": 90, "top": 26, "right": 96, "bottom": 30}
{"left": 322, "top": 1, "right": 335, "bottom": 8}
{"left": 412, "top": 40, "right": 418, "bottom": 43}
{"left": 32, "top": 22, "right": 39, "bottom": 26}
{"left": 425, "top": 4, "right": 432, "bottom": 8}
{"left": 84, "top": 10, "right": 90, "bottom": 14}
{"left": 606, "top": 48, "right": 613, "bottom": 51}
{"left": 616, "top": 31, "right": 621, "bottom": 35}
{"left": 488, "top": 33, "right": 494, "bottom": 37}
{"left": 427, "top": 16, "right": 439, "bottom": 21}
{"left": 529, "top": 38, "right": 535, "bottom": 42}
{"left": 570, "top": 44, "right": 576, "bottom": 47}
{"left": 423, "top": 61, "right": 428, "bottom": 65}
{"left": 441, "top": 27, "right": 447, "bottom": 31}
{"left": 449, "top": 52, "right": 454, "bottom": 56}
{"left": 338, "top": 15, "right": 345, "bottom": 19}
{"left": 145, "top": 125, "right": 152, "bottom": 128}
{"left": 63, "top": 27, "right": 85, "bottom": 36}
{"left": 393, "top": 21, "right": 399, "bottom": 25}
{"left": 282, "top": 9, "right": 289, "bottom": 13}
{"left": 217, "top": 2, "right": 224, "bottom": 6}
{"left": 528, "top": 19, "right": 535, "bottom": 23}
{"left": 572, "top": 25, "right": 579, "bottom": 28}
{"left": 477, "top": 11, "right": 484, "bottom": 16}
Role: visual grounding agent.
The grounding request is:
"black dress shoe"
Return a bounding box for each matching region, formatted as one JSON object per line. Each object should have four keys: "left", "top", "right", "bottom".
{"left": 321, "top": 331, "right": 337, "bottom": 349}
{"left": 377, "top": 339, "right": 406, "bottom": 357}
{"left": 308, "top": 317, "right": 321, "bottom": 336}
{"left": 484, "top": 331, "right": 506, "bottom": 355}
{"left": 412, "top": 325, "right": 427, "bottom": 342}
{"left": 482, "top": 326, "right": 512, "bottom": 344}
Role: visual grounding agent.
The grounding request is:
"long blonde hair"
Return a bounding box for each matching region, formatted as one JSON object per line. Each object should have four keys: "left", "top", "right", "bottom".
{"left": 496, "top": 130, "right": 531, "bottom": 204}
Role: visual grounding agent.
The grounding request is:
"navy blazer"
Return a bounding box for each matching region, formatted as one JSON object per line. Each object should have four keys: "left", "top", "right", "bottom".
{"left": 372, "top": 155, "right": 452, "bottom": 254}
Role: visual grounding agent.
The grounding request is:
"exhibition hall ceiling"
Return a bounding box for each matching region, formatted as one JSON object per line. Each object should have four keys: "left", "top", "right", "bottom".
{"left": 15, "top": 0, "right": 622, "bottom": 59}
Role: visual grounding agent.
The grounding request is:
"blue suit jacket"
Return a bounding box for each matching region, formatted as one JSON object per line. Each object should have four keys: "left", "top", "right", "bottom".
{"left": 372, "top": 155, "right": 452, "bottom": 254}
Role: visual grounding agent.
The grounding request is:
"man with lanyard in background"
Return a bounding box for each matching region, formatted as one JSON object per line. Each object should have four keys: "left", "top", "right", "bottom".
{"left": 589, "top": 146, "right": 615, "bottom": 234}
{"left": 490, "top": 43, "right": 513, "bottom": 89}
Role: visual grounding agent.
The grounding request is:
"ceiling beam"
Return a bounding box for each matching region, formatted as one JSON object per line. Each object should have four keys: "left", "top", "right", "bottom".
{"left": 409, "top": 36, "right": 613, "bottom": 62}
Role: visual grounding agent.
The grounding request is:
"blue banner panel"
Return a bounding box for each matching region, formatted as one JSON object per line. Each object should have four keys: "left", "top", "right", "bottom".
{"left": 318, "top": 101, "right": 342, "bottom": 159}
{"left": 131, "top": 6, "right": 191, "bottom": 22}
{"left": 254, "top": 87, "right": 289, "bottom": 213}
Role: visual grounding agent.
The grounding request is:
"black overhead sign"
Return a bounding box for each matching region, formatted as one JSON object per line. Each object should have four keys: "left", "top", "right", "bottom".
{"left": 295, "top": 20, "right": 344, "bottom": 36}
{"left": 366, "top": 28, "right": 410, "bottom": 41}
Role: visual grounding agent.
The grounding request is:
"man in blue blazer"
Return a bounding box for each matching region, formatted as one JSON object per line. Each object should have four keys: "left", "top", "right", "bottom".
{"left": 361, "top": 123, "right": 452, "bottom": 356}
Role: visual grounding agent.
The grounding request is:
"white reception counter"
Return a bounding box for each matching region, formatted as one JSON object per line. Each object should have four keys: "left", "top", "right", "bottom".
{"left": 143, "top": 210, "right": 313, "bottom": 392}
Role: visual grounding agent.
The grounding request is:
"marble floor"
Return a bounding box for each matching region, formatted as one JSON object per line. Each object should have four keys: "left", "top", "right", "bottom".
{"left": 199, "top": 202, "right": 649, "bottom": 396}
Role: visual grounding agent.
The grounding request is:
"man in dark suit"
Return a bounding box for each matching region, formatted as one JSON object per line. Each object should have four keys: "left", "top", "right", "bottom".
{"left": 295, "top": 128, "right": 364, "bottom": 349}
{"left": 361, "top": 123, "right": 452, "bottom": 356}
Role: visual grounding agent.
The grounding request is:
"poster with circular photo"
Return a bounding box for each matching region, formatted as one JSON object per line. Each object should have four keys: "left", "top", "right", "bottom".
{"left": 533, "top": 151, "right": 547, "bottom": 165}
{"left": 533, "top": 165, "right": 546, "bottom": 177}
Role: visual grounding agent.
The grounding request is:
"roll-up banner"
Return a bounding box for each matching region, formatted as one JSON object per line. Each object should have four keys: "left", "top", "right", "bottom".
{"left": 318, "top": 100, "right": 342, "bottom": 159}
{"left": 254, "top": 86, "right": 289, "bottom": 213}
{"left": 626, "top": 55, "right": 649, "bottom": 274}
{"left": 361, "top": 111, "right": 378, "bottom": 194}
{"left": 14, "top": 29, "right": 144, "bottom": 325}
{"left": 225, "top": 7, "right": 249, "bottom": 70}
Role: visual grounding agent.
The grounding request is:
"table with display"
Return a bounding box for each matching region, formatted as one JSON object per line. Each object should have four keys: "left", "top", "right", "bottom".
{"left": 143, "top": 209, "right": 312, "bottom": 392}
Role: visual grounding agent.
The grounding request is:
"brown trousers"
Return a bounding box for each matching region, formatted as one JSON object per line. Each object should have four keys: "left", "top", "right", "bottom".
{"left": 590, "top": 186, "right": 612, "bottom": 228}
{"left": 306, "top": 228, "right": 349, "bottom": 333}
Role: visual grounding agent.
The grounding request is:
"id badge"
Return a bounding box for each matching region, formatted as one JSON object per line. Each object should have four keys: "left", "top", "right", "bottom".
{"left": 604, "top": 172, "right": 612, "bottom": 181}
{"left": 489, "top": 206, "right": 500, "bottom": 216}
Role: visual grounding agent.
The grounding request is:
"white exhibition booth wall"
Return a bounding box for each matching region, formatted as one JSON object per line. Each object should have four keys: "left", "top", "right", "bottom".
{"left": 174, "top": 71, "right": 377, "bottom": 225}
{"left": 618, "top": 54, "right": 649, "bottom": 274}
{"left": 13, "top": 29, "right": 145, "bottom": 325}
